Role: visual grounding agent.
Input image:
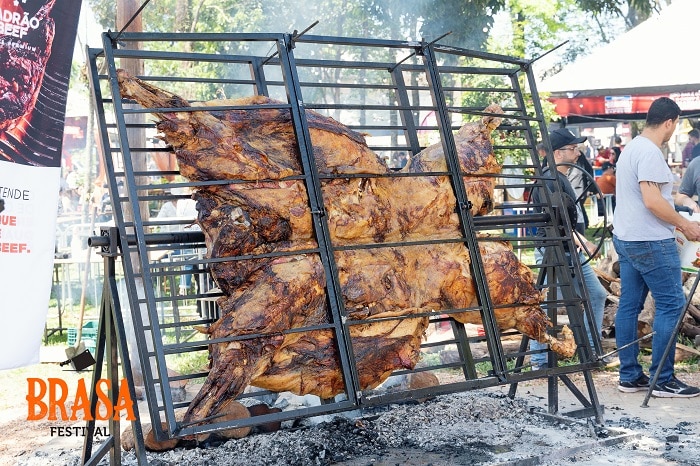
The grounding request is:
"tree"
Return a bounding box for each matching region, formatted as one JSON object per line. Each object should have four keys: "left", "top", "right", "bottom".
{"left": 88, "top": 0, "right": 668, "bottom": 70}
{"left": 578, "top": 0, "right": 666, "bottom": 29}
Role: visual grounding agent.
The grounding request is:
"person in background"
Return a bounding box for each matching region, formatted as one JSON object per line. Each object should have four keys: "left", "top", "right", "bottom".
{"left": 613, "top": 135, "right": 624, "bottom": 150}
{"left": 613, "top": 97, "right": 700, "bottom": 397}
{"left": 529, "top": 128, "right": 609, "bottom": 371}
{"left": 675, "top": 153, "right": 700, "bottom": 213}
{"left": 596, "top": 161, "right": 616, "bottom": 215}
{"left": 536, "top": 142, "right": 547, "bottom": 160}
{"left": 610, "top": 146, "right": 621, "bottom": 165}
{"left": 389, "top": 151, "right": 408, "bottom": 170}
{"left": 597, "top": 161, "right": 616, "bottom": 195}
{"left": 174, "top": 186, "right": 200, "bottom": 294}
{"left": 156, "top": 187, "right": 200, "bottom": 294}
{"left": 594, "top": 147, "right": 612, "bottom": 167}
{"left": 682, "top": 129, "right": 700, "bottom": 168}
{"left": 691, "top": 139, "right": 700, "bottom": 164}
{"left": 611, "top": 135, "right": 624, "bottom": 164}
{"left": 567, "top": 146, "right": 595, "bottom": 232}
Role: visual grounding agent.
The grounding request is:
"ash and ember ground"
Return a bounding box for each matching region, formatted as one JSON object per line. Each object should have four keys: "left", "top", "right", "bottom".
{"left": 2, "top": 354, "right": 700, "bottom": 466}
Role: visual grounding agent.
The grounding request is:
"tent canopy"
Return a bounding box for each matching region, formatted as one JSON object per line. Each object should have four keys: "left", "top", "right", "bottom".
{"left": 537, "top": 0, "right": 700, "bottom": 119}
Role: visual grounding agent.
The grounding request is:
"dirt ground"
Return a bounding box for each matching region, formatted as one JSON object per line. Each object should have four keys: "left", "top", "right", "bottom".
{"left": 2, "top": 348, "right": 700, "bottom": 465}
{"left": 516, "top": 370, "right": 700, "bottom": 465}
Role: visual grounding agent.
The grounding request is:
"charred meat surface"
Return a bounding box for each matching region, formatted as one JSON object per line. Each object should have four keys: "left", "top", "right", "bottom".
{"left": 116, "top": 71, "right": 576, "bottom": 425}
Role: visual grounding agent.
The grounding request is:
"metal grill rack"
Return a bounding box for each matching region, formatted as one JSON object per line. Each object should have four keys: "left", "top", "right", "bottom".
{"left": 84, "top": 30, "right": 605, "bottom": 460}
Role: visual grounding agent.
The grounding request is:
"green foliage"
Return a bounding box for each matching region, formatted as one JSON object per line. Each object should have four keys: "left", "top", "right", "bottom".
{"left": 85, "top": 0, "right": 666, "bottom": 92}
{"left": 88, "top": 0, "right": 506, "bottom": 49}
{"left": 166, "top": 349, "right": 210, "bottom": 378}
{"left": 678, "top": 334, "right": 700, "bottom": 366}
{"left": 488, "top": 0, "right": 570, "bottom": 59}
{"left": 44, "top": 331, "right": 68, "bottom": 347}
{"left": 578, "top": 0, "right": 660, "bottom": 28}
{"left": 454, "top": 53, "right": 558, "bottom": 165}
{"left": 417, "top": 351, "right": 442, "bottom": 367}
{"left": 87, "top": 1, "right": 665, "bottom": 57}
{"left": 420, "top": 0, "right": 503, "bottom": 50}
{"left": 474, "top": 357, "right": 520, "bottom": 376}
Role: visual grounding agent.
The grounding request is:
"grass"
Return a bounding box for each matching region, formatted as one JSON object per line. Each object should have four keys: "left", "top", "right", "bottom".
{"left": 166, "top": 351, "right": 209, "bottom": 383}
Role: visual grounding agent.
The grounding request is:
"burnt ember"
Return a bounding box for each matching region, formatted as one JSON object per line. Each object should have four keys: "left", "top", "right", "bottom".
{"left": 106, "top": 391, "right": 608, "bottom": 465}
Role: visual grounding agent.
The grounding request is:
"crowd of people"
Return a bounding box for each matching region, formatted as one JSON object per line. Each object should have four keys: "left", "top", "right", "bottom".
{"left": 534, "top": 97, "right": 700, "bottom": 398}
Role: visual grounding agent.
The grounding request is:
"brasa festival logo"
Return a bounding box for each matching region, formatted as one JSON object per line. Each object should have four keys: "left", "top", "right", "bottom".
{"left": 26, "top": 377, "right": 136, "bottom": 437}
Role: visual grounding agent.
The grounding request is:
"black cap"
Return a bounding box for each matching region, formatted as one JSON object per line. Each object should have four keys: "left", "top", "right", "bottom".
{"left": 549, "top": 128, "right": 587, "bottom": 151}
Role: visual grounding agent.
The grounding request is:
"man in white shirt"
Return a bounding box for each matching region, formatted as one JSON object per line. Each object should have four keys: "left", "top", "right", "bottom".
{"left": 613, "top": 97, "right": 700, "bottom": 398}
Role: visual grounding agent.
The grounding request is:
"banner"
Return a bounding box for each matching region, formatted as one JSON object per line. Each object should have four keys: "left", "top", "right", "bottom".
{"left": 0, "top": 0, "right": 83, "bottom": 369}
{"left": 550, "top": 92, "right": 700, "bottom": 118}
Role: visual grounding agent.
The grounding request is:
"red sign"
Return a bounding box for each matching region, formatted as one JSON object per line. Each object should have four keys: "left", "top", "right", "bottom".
{"left": 549, "top": 91, "right": 700, "bottom": 117}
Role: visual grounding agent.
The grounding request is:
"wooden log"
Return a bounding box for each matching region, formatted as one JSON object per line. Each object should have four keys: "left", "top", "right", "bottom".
{"left": 122, "top": 422, "right": 179, "bottom": 451}
{"left": 594, "top": 267, "right": 619, "bottom": 286}
{"left": 121, "top": 425, "right": 135, "bottom": 451}
{"left": 122, "top": 408, "right": 191, "bottom": 451}
{"left": 681, "top": 322, "right": 700, "bottom": 339}
{"left": 144, "top": 421, "right": 180, "bottom": 451}
{"left": 248, "top": 403, "right": 283, "bottom": 433}
{"left": 687, "top": 303, "right": 700, "bottom": 322}
{"left": 676, "top": 342, "right": 700, "bottom": 359}
{"left": 408, "top": 371, "right": 440, "bottom": 403}
{"left": 610, "top": 280, "right": 621, "bottom": 296}
{"left": 213, "top": 401, "right": 252, "bottom": 440}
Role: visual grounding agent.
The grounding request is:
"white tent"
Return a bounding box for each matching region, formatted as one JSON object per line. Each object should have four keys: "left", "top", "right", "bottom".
{"left": 538, "top": 0, "right": 700, "bottom": 97}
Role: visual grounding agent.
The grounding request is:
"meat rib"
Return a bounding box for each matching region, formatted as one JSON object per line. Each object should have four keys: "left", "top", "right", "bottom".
{"left": 116, "top": 71, "right": 576, "bottom": 425}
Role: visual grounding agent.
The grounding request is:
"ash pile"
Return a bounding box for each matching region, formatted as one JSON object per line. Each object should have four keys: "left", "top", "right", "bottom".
{"left": 34, "top": 390, "right": 607, "bottom": 466}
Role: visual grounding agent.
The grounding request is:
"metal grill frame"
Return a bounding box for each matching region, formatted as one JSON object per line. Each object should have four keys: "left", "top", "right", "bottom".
{"left": 86, "top": 30, "right": 604, "bottom": 443}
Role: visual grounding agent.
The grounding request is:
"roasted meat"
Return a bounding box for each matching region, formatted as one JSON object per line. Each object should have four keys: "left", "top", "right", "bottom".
{"left": 116, "top": 71, "right": 576, "bottom": 425}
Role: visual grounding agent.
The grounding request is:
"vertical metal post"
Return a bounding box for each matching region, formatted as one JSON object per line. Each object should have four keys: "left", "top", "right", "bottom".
{"left": 82, "top": 228, "right": 147, "bottom": 465}
{"left": 275, "top": 34, "right": 361, "bottom": 401}
{"left": 421, "top": 42, "right": 508, "bottom": 380}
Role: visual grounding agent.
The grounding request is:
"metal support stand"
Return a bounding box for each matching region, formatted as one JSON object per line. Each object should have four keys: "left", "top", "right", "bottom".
{"left": 86, "top": 31, "right": 608, "bottom": 440}
{"left": 508, "top": 243, "right": 604, "bottom": 424}
{"left": 81, "top": 228, "right": 148, "bottom": 466}
{"left": 642, "top": 270, "right": 700, "bottom": 407}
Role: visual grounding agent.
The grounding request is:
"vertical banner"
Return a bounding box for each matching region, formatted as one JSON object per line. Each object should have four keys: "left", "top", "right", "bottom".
{"left": 0, "top": 0, "right": 83, "bottom": 369}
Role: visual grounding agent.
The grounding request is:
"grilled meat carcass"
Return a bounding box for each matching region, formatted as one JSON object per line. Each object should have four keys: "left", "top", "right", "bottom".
{"left": 0, "top": 0, "right": 56, "bottom": 132}
{"left": 116, "top": 71, "right": 576, "bottom": 425}
{"left": 186, "top": 241, "right": 567, "bottom": 421}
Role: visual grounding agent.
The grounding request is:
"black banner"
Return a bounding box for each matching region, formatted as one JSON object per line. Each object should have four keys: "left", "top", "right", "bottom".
{"left": 0, "top": 0, "right": 82, "bottom": 167}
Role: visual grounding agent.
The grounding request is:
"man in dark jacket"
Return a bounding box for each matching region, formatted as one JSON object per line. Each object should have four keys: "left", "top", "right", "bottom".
{"left": 529, "top": 128, "right": 608, "bottom": 370}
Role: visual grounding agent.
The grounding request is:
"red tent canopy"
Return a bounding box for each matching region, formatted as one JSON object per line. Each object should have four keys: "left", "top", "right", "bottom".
{"left": 537, "top": 0, "right": 700, "bottom": 121}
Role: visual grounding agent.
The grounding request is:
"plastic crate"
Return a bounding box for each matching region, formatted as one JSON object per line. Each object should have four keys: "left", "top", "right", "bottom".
{"left": 67, "top": 320, "right": 98, "bottom": 356}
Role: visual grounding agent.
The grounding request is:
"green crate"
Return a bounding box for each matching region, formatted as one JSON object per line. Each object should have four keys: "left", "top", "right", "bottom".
{"left": 67, "top": 320, "right": 98, "bottom": 355}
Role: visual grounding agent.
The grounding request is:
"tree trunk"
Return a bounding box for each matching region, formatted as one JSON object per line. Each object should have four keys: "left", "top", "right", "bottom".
{"left": 116, "top": 0, "right": 148, "bottom": 387}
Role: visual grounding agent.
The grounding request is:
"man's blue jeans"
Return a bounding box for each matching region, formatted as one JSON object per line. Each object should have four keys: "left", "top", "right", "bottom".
{"left": 612, "top": 236, "right": 686, "bottom": 384}
{"left": 530, "top": 249, "right": 607, "bottom": 367}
